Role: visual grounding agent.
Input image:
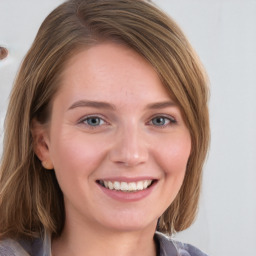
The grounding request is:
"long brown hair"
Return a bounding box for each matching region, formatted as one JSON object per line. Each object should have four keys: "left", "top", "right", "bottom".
{"left": 0, "top": 0, "right": 209, "bottom": 239}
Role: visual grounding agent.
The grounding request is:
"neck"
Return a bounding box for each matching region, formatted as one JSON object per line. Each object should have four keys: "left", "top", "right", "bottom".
{"left": 52, "top": 220, "right": 157, "bottom": 256}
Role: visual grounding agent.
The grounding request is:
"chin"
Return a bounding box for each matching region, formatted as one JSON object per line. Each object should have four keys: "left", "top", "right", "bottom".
{"left": 97, "top": 212, "right": 158, "bottom": 234}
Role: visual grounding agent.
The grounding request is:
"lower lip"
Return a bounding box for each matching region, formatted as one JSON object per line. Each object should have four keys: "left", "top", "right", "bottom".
{"left": 97, "top": 181, "right": 157, "bottom": 202}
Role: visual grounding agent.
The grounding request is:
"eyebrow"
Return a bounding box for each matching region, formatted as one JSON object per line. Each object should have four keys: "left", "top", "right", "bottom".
{"left": 67, "top": 100, "right": 177, "bottom": 111}
{"left": 68, "top": 100, "right": 116, "bottom": 111}
{"left": 146, "top": 101, "right": 178, "bottom": 109}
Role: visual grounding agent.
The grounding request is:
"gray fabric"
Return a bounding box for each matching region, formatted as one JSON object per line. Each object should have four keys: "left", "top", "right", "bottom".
{"left": 0, "top": 239, "right": 30, "bottom": 256}
{"left": 0, "top": 236, "right": 50, "bottom": 256}
{"left": 0, "top": 232, "right": 208, "bottom": 256}
{"left": 155, "top": 232, "right": 208, "bottom": 256}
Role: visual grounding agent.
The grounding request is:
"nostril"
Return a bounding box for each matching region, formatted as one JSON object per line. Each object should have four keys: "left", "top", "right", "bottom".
{"left": 0, "top": 47, "right": 8, "bottom": 60}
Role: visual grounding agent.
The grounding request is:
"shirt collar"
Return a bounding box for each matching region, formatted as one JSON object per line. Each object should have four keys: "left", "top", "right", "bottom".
{"left": 154, "top": 231, "right": 179, "bottom": 256}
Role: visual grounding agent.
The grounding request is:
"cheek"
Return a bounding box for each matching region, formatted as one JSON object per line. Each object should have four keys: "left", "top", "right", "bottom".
{"left": 156, "top": 133, "right": 191, "bottom": 176}
{"left": 49, "top": 131, "right": 109, "bottom": 180}
{"left": 146, "top": 133, "right": 191, "bottom": 212}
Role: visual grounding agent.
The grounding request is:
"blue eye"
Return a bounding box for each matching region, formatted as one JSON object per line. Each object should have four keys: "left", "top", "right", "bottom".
{"left": 83, "top": 116, "right": 105, "bottom": 126}
{"left": 151, "top": 116, "right": 176, "bottom": 126}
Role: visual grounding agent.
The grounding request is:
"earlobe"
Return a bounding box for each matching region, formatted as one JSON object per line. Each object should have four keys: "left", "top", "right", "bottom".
{"left": 42, "top": 160, "right": 54, "bottom": 170}
{"left": 31, "top": 119, "right": 53, "bottom": 169}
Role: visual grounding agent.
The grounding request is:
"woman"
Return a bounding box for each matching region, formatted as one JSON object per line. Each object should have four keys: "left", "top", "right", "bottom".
{"left": 0, "top": 0, "right": 210, "bottom": 255}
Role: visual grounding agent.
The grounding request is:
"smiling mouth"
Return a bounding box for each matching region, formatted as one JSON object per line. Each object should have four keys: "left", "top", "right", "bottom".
{"left": 97, "top": 180, "right": 155, "bottom": 192}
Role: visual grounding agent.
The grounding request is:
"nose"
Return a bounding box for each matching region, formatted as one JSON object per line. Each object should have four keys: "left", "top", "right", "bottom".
{"left": 109, "top": 124, "right": 148, "bottom": 167}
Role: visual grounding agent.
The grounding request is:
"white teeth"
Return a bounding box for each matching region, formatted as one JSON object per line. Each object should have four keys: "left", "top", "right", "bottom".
{"left": 113, "top": 181, "right": 120, "bottom": 190}
{"left": 128, "top": 182, "right": 136, "bottom": 191}
{"left": 120, "top": 182, "right": 128, "bottom": 191}
{"left": 108, "top": 181, "right": 114, "bottom": 190}
{"left": 137, "top": 181, "right": 144, "bottom": 190}
{"left": 143, "top": 180, "right": 150, "bottom": 189}
{"left": 100, "top": 180, "right": 153, "bottom": 192}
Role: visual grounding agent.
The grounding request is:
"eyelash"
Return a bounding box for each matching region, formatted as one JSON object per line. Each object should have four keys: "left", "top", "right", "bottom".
{"left": 78, "top": 114, "right": 177, "bottom": 129}
{"left": 147, "top": 115, "right": 177, "bottom": 128}
{"left": 78, "top": 115, "right": 108, "bottom": 128}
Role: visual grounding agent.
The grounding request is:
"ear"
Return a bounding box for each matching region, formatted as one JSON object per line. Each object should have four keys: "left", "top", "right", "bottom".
{"left": 31, "top": 119, "right": 53, "bottom": 169}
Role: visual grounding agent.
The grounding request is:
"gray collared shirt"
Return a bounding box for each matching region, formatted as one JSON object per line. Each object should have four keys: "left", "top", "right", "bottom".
{"left": 0, "top": 232, "right": 208, "bottom": 256}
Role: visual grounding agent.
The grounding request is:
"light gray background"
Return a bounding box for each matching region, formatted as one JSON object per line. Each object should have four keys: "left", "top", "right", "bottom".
{"left": 1, "top": 1, "right": 256, "bottom": 255}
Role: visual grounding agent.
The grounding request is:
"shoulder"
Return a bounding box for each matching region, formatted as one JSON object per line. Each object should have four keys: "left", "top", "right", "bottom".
{"left": 0, "top": 239, "right": 28, "bottom": 256}
{"left": 0, "top": 235, "right": 50, "bottom": 256}
{"left": 154, "top": 232, "right": 208, "bottom": 256}
{"left": 173, "top": 241, "right": 208, "bottom": 256}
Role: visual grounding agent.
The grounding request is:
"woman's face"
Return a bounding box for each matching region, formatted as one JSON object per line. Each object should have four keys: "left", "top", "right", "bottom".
{"left": 36, "top": 43, "right": 191, "bottom": 233}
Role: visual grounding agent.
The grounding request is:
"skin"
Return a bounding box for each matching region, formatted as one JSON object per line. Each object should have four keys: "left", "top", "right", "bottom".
{"left": 33, "top": 43, "right": 191, "bottom": 256}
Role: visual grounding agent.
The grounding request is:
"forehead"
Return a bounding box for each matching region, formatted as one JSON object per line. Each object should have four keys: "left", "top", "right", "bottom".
{"left": 57, "top": 42, "right": 173, "bottom": 105}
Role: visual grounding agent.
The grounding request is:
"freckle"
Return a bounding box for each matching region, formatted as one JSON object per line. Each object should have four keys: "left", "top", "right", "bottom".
{"left": 0, "top": 47, "right": 8, "bottom": 60}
